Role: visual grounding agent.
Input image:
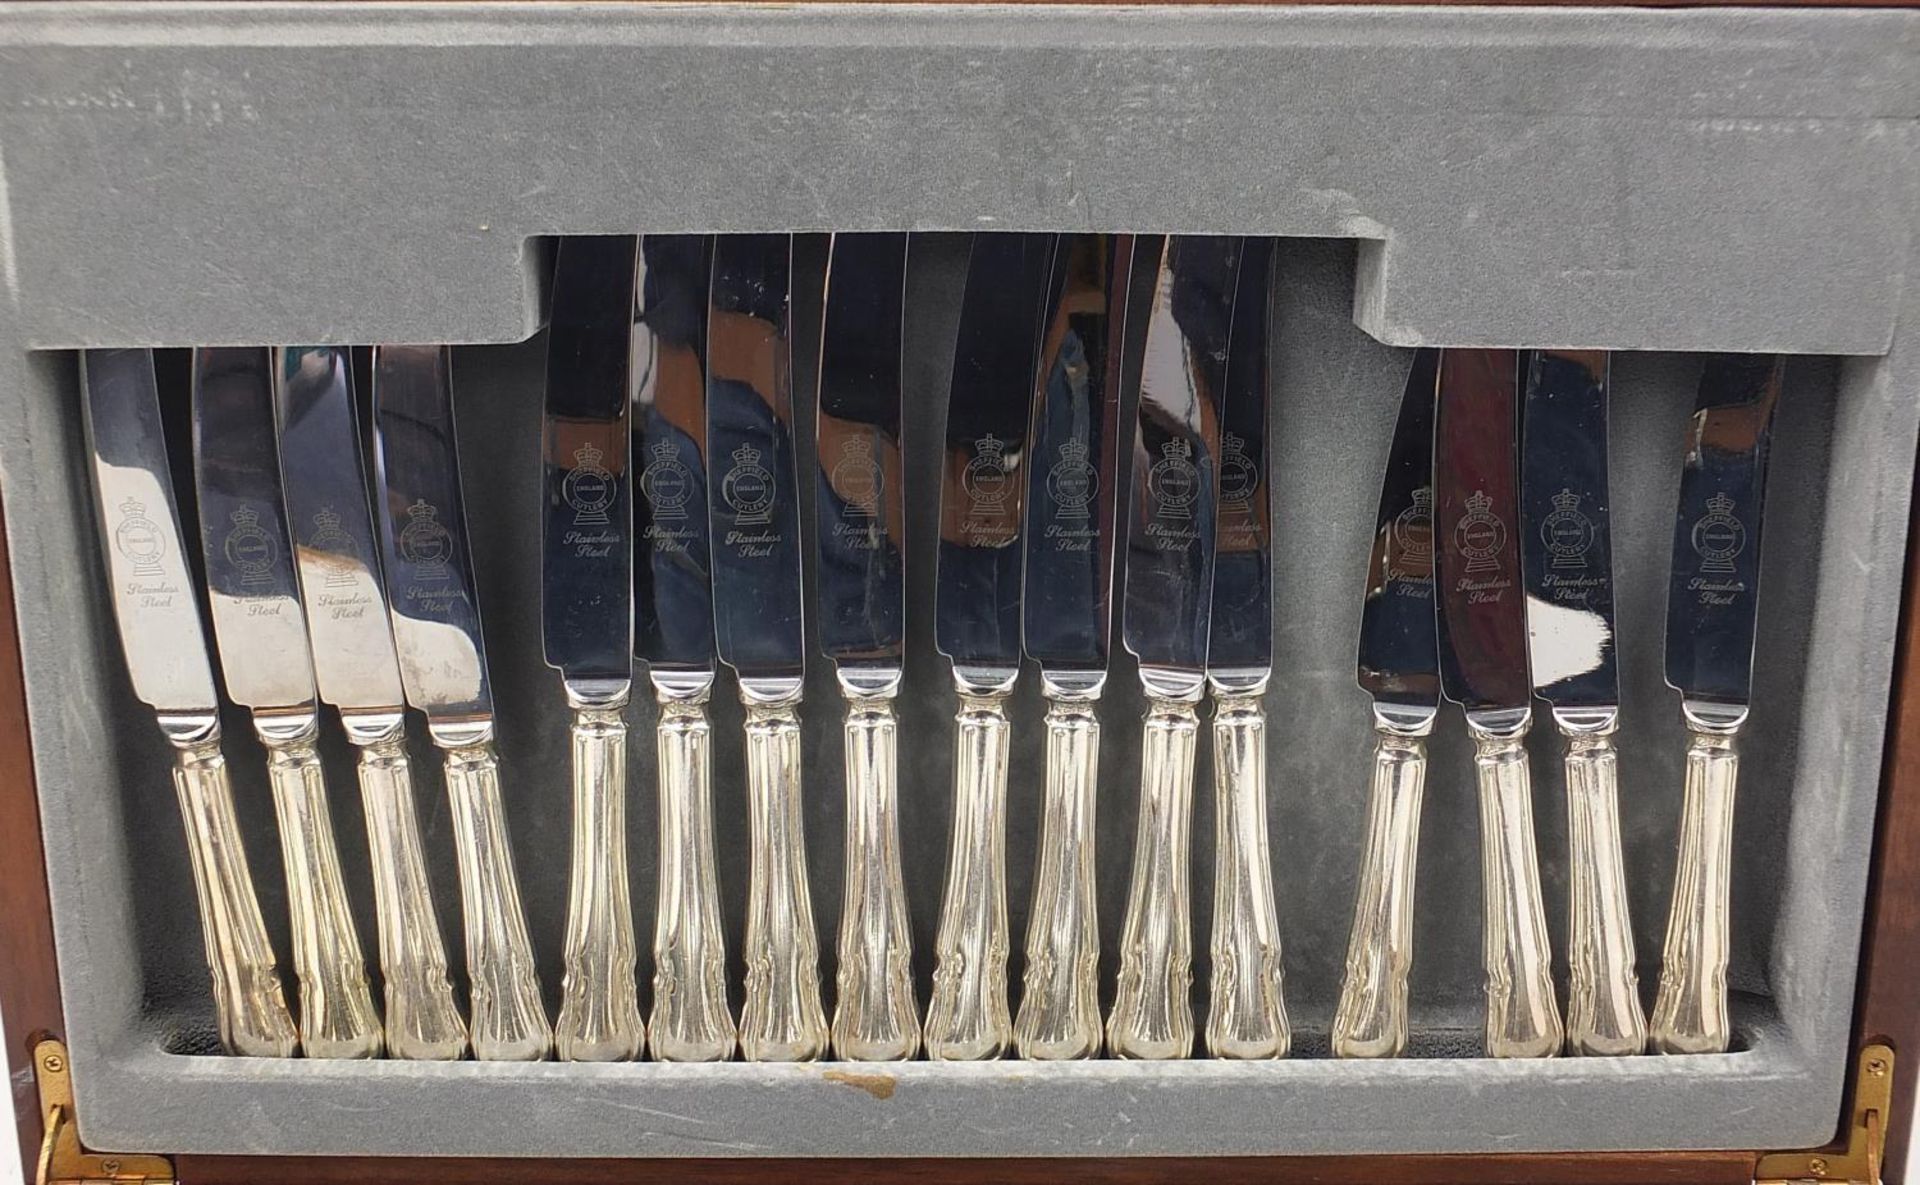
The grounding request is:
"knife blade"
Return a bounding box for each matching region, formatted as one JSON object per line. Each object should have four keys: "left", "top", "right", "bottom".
{"left": 1331, "top": 347, "right": 1441, "bottom": 1059}
{"left": 926, "top": 231, "right": 1057, "bottom": 1060}
{"left": 632, "top": 233, "right": 736, "bottom": 1062}
{"left": 1522, "top": 349, "right": 1646, "bottom": 1057}
{"left": 1012, "top": 232, "right": 1130, "bottom": 1060}
{"left": 275, "top": 344, "right": 466, "bottom": 1060}
{"left": 79, "top": 348, "right": 298, "bottom": 1057}
{"left": 1649, "top": 353, "right": 1783, "bottom": 1055}
{"left": 372, "top": 343, "right": 553, "bottom": 1061}
{"left": 706, "top": 233, "right": 827, "bottom": 1061}
{"left": 1204, "top": 236, "right": 1289, "bottom": 1059}
{"left": 542, "top": 235, "right": 644, "bottom": 1061}
{"left": 1109, "top": 234, "right": 1241, "bottom": 1060}
{"left": 814, "top": 231, "right": 919, "bottom": 1061}
{"left": 191, "top": 345, "right": 382, "bottom": 1059}
{"left": 1434, "top": 346, "right": 1563, "bottom": 1058}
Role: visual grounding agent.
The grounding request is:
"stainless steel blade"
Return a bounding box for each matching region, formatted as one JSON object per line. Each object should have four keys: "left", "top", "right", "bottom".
{"left": 1355, "top": 348, "right": 1441, "bottom": 711}
{"left": 274, "top": 346, "right": 408, "bottom": 714}
{"left": 191, "top": 346, "right": 318, "bottom": 712}
{"left": 1206, "top": 236, "right": 1272, "bottom": 676}
{"left": 80, "top": 348, "right": 221, "bottom": 716}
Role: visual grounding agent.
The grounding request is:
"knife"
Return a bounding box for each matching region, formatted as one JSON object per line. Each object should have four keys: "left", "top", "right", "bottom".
{"left": 1521, "top": 349, "right": 1647, "bottom": 1057}
{"left": 708, "top": 233, "right": 828, "bottom": 1062}
{"left": 1204, "top": 236, "right": 1289, "bottom": 1059}
{"left": 1649, "top": 354, "right": 1783, "bottom": 1055}
{"left": 1330, "top": 347, "right": 1441, "bottom": 1059}
{"left": 190, "top": 346, "right": 383, "bottom": 1059}
{"left": 814, "top": 231, "right": 919, "bottom": 1061}
{"left": 926, "top": 232, "right": 1058, "bottom": 1060}
{"left": 634, "top": 234, "right": 736, "bottom": 1062}
{"left": 79, "top": 348, "right": 300, "bottom": 1058}
{"left": 1108, "top": 235, "right": 1241, "bottom": 1060}
{"left": 1434, "top": 347, "right": 1564, "bottom": 1058}
{"left": 1011, "top": 232, "right": 1130, "bottom": 1060}
{"left": 543, "top": 236, "right": 645, "bottom": 1061}
{"left": 372, "top": 344, "right": 553, "bottom": 1061}
{"left": 275, "top": 345, "right": 467, "bottom": 1060}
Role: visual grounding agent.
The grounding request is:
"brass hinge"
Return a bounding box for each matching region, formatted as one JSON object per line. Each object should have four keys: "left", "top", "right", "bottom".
{"left": 32, "top": 1039, "right": 174, "bottom": 1185}
{"left": 1756, "top": 1043, "right": 1895, "bottom": 1185}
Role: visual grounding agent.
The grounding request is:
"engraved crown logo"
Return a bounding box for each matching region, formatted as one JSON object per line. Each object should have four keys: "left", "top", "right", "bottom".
{"left": 1390, "top": 486, "right": 1435, "bottom": 578}
{"left": 1047, "top": 435, "right": 1097, "bottom": 519}
{"left": 1454, "top": 488, "right": 1506, "bottom": 574}
{"left": 1058, "top": 437, "right": 1089, "bottom": 465}
{"left": 113, "top": 497, "right": 166, "bottom": 576}
{"left": 722, "top": 439, "right": 776, "bottom": 526}
{"left": 650, "top": 438, "right": 679, "bottom": 462}
{"left": 1161, "top": 438, "right": 1192, "bottom": 461}
{"left": 733, "top": 443, "right": 762, "bottom": 469}
{"left": 562, "top": 440, "right": 615, "bottom": 524}
{"left": 974, "top": 434, "right": 1006, "bottom": 461}
{"left": 832, "top": 434, "right": 882, "bottom": 518}
{"left": 309, "top": 507, "right": 358, "bottom": 587}
{"left": 1147, "top": 435, "right": 1201, "bottom": 518}
{"left": 230, "top": 505, "right": 260, "bottom": 528}
{"left": 962, "top": 434, "right": 1014, "bottom": 513}
{"left": 1540, "top": 486, "right": 1596, "bottom": 570}
{"left": 1222, "top": 432, "right": 1245, "bottom": 458}
{"left": 573, "top": 442, "right": 604, "bottom": 469}
{"left": 222, "top": 504, "right": 276, "bottom": 586}
{"left": 407, "top": 500, "right": 438, "bottom": 524}
{"left": 1707, "top": 492, "right": 1735, "bottom": 516}
{"left": 1691, "top": 490, "right": 1745, "bottom": 575}
{"left": 1552, "top": 489, "right": 1582, "bottom": 513}
{"left": 313, "top": 506, "right": 343, "bottom": 533}
{"left": 1218, "top": 431, "right": 1257, "bottom": 506}
{"left": 398, "top": 499, "right": 453, "bottom": 574}
{"left": 640, "top": 437, "right": 693, "bottom": 520}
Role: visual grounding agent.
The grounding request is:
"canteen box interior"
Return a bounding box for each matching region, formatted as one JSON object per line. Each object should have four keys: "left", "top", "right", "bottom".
{"left": 0, "top": 1, "right": 1917, "bottom": 1160}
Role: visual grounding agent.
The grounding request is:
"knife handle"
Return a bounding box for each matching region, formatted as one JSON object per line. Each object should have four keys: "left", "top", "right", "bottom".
{"left": 1108, "top": 676, "right": 1200, "bottom": 1060}
{"left": 1650, "top": 714, "right": 1740, "bottom": 1054}
{"left": 441, "top": 734, "right": 554, "bottom": 1061}
{"left": 257, "top": 713, "right": 383, "bottom": 1059}
{"left": 926, "top": 675, "right": 1015, "bottom": 1060}
{"left": 833, "top": 673, "right": 920, "bottom": 1061}
{"left": 740, "top": 683, "right": 829, "bottom": 1061}
{"left": 1013, "top": 681, "right": 1103, "bottom": 1060}
{"left": 1330, "top": 717, "right": 1430, "bottom": 1059}
{"left": 650, "top": 675, "right": 736, "bottom": 1062}
{"left": 555, "top": 699, "right": 645, "bottom": 1061}
{"left": 1206, "top": 676, "right": 1290, "bottom": 1059}
{"left": 1469, "top": 716, "right": 1564, "bottom": 1058}
{"left": 168, "top": 724, "right": 300, "bottom": 1057}
{"left": 351, "top": 721, "right": 467, "bottom": 1060}
{"left": 1561, "top": 722, "right": 1648, "bottom": 1056}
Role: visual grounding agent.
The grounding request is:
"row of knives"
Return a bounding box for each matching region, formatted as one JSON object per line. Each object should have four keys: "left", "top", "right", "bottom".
{"left": 79, "top": 231, "right": 1774, "bottom": 1064}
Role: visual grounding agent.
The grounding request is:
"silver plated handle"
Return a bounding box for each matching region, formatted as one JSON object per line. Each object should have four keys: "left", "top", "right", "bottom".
{"left": 739, "top": 682, "right": 828, "bottom": 1061}
{"left": 351, "top": 721, "right": 467, "bottom": 1060}
{"left": 1560, "top": 717, "right": 1647, "bottom": 1057}
{"left": 257, "top": 713, "right": 383, "bottom": 1059}
{"left": 555, "top": 698, "right": 645, "bottom": 1061}
{"left": 1650, "top": 709, "right": 1740, "bottom": 1055}
{"left": 1206, "top": 676, "right": 1289, "bottom": 1059}
{"left": 168, "top": 723, "right": 300, "bottom": 1057}
{"left": 1108, "top": 673, "right": 1200, "bottom": 1060}
{"left": 1469, "top": 713, "right": 1564, "bottom": 1058}
{"left": 833, "top": 671, "right": 919, "bottom": 1061}
{"left": 1014, "top": 678, "right": 1103, "bottom": 1060}
{"left": 650, "top": 673, "right": 736, "bottom": 1061}
{"left": 441, "top": 732, "right": 553, "bottom": 1061}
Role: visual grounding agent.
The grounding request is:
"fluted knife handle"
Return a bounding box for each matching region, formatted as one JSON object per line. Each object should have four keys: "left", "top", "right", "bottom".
{"left": 833, "top": 674, "right": 919, "bottom": 1061}
{"left": 556, "top": 700, "right": 644, "bottom": 1061}
{"left": 169, "top": 726, "right": 299, "bottom": 1057}
{"left": 1650, "top": 714, "right": 1740, "bottom": 1055}
{"left": 1014, "top": 685, "right": 1102, "bottom": 1060}
{"left": 1108, "top": 679, "right": 1199, "bottom": 1060}
{"left": 1470, "top": 716, "right": 1564, "bottom": 1058}
{"left": 441, "top": 735, "right": 553, "bottom": 1061}
{"left": 1330, "top": 721, "right": 1429, "bottom": 1059}
{"left": 258, "top": 714, "right": 383, "bottom": 1058}
{"left": 925, "top": 678, "right": 1013, "bottom": 1060}
{"left": 740, "top": 686, "right": 828, "bottom": 1061}
{"left": 651, "top": 676, "right": 736, "bottom": 1061}
{"left": 1562, "top": 723, "right": 1647, "bottom": 1056}
{"left": 1206, "top": 677, "right": 1289, "bottom": 1059}
{"left": 353, "top": 725, "right": 467, "bottom": 1060}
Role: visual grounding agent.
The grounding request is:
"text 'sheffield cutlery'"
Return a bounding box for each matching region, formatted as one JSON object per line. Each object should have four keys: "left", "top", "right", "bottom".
{"left": 1434, "top": 347, "right": 1563, "bottom": 1058}
{"left": 1650, "top": 354, "right": 1782, "bottom": 1055}
{"left": 191, "top": 346, "right": 383, "bottom": 1059}
{"left": 1521, "top": 349, "right": 1646, "bottom": 1056}
{"left": 1205, "top": 237, "right": 1289, "bottom": 1059}
{"left": 276, "top": 345, "right": 467, "bottom": 1060}
{"left": 708, "top": 233, "right": 828, "bottom": 1061}
{"left": 927, "top": 232, "right": 1057, "bottom": 1060}
{"left": 543, "top": 236, "right": 645, "bottom": 1061}
{"left": 1330, "top": 348, "right": 1440, "bottom": 1059}
{"left": 373, "top": 344, "right": 553, "bottom": 1061}
{"left": 634, "top": 234, "right": 737, "bottom": 1062}
{"left": 1109, "top": 235, "right": 1242, "bottom": 1060}
{"left": 80, "top": 348, "right": 299, "bottom": 1057}
{"left": 1013, "top": 232, "right": 1130, "bottom": 1060}
{"left": 815, "top": 231, "right": 919, "bottom": 1061}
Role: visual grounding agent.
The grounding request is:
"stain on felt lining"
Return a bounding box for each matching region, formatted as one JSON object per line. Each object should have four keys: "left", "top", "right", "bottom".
{"left": 823, "top": 1068, "right": 898, "bottom": 1100}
